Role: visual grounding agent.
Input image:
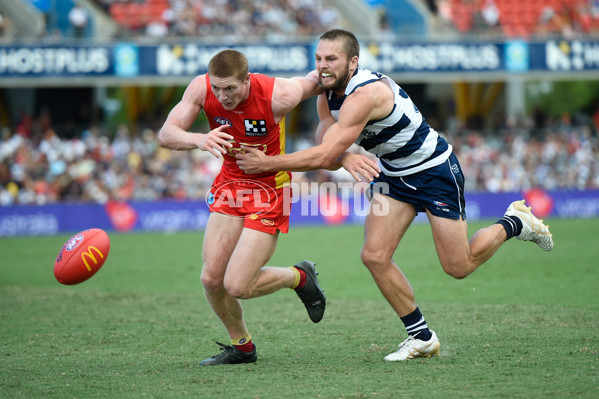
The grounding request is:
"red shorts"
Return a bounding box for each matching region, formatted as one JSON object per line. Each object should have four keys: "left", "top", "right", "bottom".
{"left": 207, "top": 174, "right": 291, "bottom": 234}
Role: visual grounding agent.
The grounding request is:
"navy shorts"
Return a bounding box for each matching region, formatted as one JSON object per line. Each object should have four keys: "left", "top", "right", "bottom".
{"left": 369, "top": 153, "right": 467, "bottom": 220}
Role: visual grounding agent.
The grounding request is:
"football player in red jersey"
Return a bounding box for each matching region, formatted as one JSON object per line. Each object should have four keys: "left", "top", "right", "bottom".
{"left": 159, "top": 49, "right": 337, "bottom": 365}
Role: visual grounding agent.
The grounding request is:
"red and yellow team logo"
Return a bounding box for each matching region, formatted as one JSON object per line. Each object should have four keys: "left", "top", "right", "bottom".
{"left": 224, "top": 140, "right": 267, "bottom": 156}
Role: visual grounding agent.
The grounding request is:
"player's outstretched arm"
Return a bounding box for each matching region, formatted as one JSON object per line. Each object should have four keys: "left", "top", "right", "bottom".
{"left": 271, "top": 70, "right": 323, "bottom": 120}
{"left": 158, "top": 75, "right": 233, "bottom": 158}
{"left": 237, "top": 85, "right": 380, "bottom": 174}
{"left": 314, "top": 95, "right": 380, "bottom": 181}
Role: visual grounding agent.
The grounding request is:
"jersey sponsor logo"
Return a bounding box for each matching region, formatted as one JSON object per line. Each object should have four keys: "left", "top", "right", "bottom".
{"left": 244, "top": 119, "right": 267, "bottom": 136}
{"left": 214, "top": 117, "right": 232, "bottom": 126}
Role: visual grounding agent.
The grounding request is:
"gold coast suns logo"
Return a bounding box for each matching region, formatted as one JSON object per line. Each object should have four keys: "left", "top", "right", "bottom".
{"left": 224, "top": 140, "right": 267, "bottom": 156}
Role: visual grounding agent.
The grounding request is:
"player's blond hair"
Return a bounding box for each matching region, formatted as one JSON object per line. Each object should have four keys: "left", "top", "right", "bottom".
{"left": 208, "top": 49, "right": 249, "bottom": 82}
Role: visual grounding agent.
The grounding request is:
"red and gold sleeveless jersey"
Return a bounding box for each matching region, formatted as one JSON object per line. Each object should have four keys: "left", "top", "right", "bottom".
{"left": 203, "top": 73, "right": 291, "bottom": 189}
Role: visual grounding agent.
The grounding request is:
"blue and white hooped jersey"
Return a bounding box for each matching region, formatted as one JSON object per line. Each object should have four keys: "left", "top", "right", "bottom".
{"left": 326, "top": 68, "right": 452, "bottom": 177}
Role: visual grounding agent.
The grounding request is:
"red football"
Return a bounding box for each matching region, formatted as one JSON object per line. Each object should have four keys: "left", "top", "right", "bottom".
{"left": 54, "top": 228, "right": 111, "bottom": 285}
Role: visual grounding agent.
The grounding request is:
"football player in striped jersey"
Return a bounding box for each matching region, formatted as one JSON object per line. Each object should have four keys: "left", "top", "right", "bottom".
{"left": 237, "top": 29, "right": 553, "bottom": 361}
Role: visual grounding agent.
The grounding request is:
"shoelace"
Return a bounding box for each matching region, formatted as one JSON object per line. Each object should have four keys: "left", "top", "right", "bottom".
{"left": 211, "top": 341, "right": 235, "bottom": 359}
{"left": 397, "top": 335, "right": 416, "bottom": 349}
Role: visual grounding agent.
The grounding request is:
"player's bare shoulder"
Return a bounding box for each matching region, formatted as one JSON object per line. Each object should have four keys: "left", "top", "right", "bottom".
{"left": 181, "top": 74, "right": 209, "bottom": 107}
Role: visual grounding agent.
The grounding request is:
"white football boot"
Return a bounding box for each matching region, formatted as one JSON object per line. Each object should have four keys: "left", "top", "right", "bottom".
{"left": 384, "top": 331, "right": 441, "bottom": 361}
{"left": 504, "top": 199, "right": 554, "bottom": 251}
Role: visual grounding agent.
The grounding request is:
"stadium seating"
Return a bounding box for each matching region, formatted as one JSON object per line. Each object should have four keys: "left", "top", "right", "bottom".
{"left": 446, "top": 0, "right": 599, "bottom": 38}
{"left": 105, "top": 0, "right": 338, "bottom": 38}
{"left": 109, "top": 0, "right": 170, "bottom": 32}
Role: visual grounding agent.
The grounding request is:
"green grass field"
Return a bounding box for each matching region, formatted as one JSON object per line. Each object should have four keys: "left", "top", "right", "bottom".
{"left": 1, "top": 218, "right": 598, "bottom": 398}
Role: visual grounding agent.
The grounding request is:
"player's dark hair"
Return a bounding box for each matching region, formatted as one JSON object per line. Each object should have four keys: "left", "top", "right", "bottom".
{"left": 208, "top": 49, "right": 249, "bottom": 81}
{"left": 319, "top": 29, "right": 360, "bottom": 60}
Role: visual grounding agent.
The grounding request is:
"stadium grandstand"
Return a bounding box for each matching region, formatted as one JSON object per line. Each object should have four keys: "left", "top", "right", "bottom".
{"left": 2, "top": 0, "right": 599, "bottom": 41}
{"left": 0, "top": 0, "right": 598, "bottom": 213}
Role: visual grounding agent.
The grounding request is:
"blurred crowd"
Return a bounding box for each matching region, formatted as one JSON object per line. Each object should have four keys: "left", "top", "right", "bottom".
{"left": 1, "top": 112, "right": 598, "bottom": 206}
{"left": 0, "top": 0, "right": 339, "bottom": 42}
{"left": 427, "top": 0, "right": 599, "bottom": 38}
{"left": 100, "top": 0, "right": 341, "bottom": 40}
{"left": 3, "top": 0, "right": 599, "bottom": 42}
{"left": 1, "top": 2, "right": 597, "bottom": 207}
{"left": 88, "top": 0, "right": 599, "bottom": 40}
{"left": 451, "top": 125, "right": 599, "bottom": 193}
